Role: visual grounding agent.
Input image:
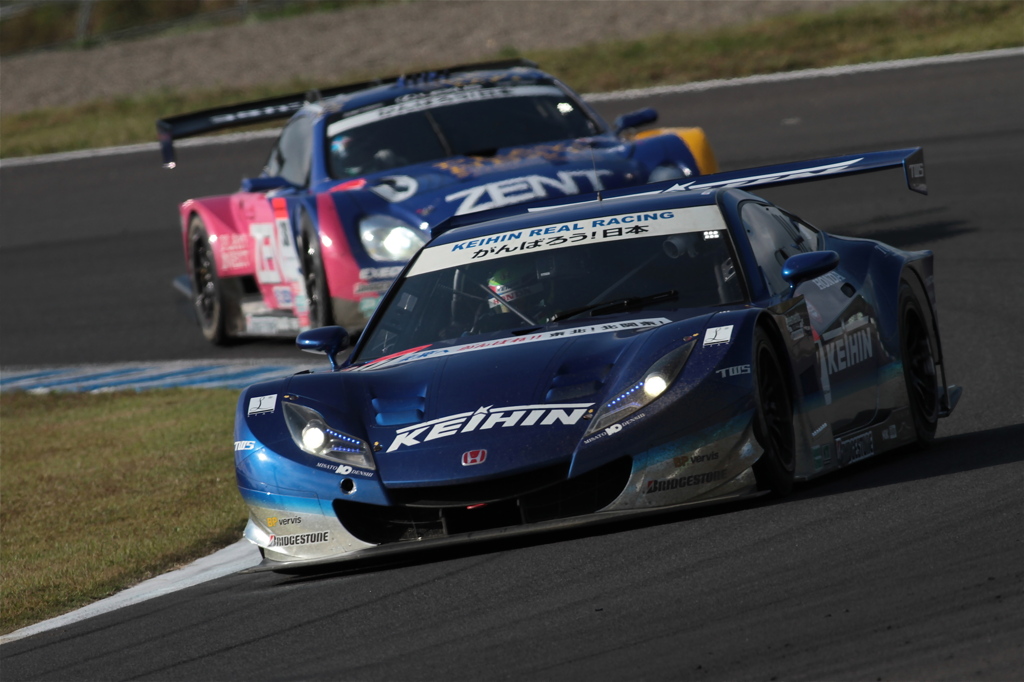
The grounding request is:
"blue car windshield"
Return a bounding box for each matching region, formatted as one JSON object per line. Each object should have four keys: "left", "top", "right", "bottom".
{"left": 354, "top": 207, "right": 746, "bottom": 363}
{"left": 325, "top": 84, "right": 600, "bottom": 180}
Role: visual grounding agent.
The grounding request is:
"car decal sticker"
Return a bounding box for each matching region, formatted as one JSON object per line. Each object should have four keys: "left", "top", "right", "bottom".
{"left": 665, "top": 157, "right": 863, "bottom": 192}
{"left": 434, "top": 141, "right": 594, "bottom": 179}
{"left": 411, "top": 205, "right": 726, "bottom": 275}
{"left": 326, "top": 85, "right": 565, "bottom": 137}
{"left": 445, "top": 169, "right": 613, "bottom": 215}
{"left": 248, "top": 394, "right": 277, "bottom": 415}
{"left": 703, "top": 325, "right": 733, "bottom": 346}
{"left": 352, "top": 318, "right": 671, "bottom": 372}
{"left": 385, "top": 403, "right": 594, "bottom": 452}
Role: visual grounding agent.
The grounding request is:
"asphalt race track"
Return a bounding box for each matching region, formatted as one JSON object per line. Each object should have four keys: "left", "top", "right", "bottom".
{"left": 2, "top": 53, "right": 1022, "bottom": 680}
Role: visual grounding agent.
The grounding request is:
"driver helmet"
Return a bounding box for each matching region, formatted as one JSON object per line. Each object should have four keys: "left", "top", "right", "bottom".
{"left": 330, "top": 135, "right": 352, "bottom": 160}
{"left": 487, "top": 263, "right": 545, "bottom": 313}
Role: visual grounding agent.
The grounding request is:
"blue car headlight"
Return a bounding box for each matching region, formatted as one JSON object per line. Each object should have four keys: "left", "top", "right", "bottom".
{"left": 283, "top": 402, "right": 375, "bottom": 470}
{"left": 584, "top": 339, "right": 696, "bottom": 436}
{"left": 359, "top": 214, "right": 427, "bottom": 262}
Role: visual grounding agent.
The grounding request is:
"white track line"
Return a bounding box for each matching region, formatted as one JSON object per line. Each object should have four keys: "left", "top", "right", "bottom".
{"left": 1, "top": 48, "right": 1019, "bottom": 169}
{"left": 584, "top": 47, "right": 1023, "bottom": 101}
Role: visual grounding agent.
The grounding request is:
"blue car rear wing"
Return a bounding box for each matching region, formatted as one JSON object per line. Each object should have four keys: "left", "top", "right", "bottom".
{"left": 155, "top": 58, "right": 538, "bottom": 169}
{"left": 432, "top": 147, "right": 926, "bottom": 239}
{"left": 660, "top": 147, "right": 926, "bottom": 196}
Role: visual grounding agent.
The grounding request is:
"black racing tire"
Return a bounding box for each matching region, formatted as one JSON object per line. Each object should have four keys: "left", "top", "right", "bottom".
{"left": 301, "top": 216, "right": 334, "bottom": 329}
{"left": 899, "top": 282, "right": 939, "bottom": 445}
{"left": 188, "top": 216, "right": 239, "bottom": 345}
{"left": 752, "top": 327, "right": 796, "bottom": 495}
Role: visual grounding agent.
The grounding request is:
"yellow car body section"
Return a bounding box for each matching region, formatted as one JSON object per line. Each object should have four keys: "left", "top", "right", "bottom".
{"left": 636, "top": 127, "right": 719, "bottom": 176}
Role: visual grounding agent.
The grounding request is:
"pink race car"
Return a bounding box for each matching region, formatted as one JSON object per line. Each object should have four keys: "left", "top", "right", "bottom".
{"left": 159, "top": 59, "right": 717, "bottom": 344}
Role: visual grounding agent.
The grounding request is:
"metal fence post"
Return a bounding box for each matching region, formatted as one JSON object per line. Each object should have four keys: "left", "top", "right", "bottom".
{"left": 75, "top": 0, "right": 93, "bottom": 46}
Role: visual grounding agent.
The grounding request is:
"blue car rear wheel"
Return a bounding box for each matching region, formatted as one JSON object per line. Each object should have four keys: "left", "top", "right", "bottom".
{"left": 899, "top": 283, "right": 939, "bottom": 445}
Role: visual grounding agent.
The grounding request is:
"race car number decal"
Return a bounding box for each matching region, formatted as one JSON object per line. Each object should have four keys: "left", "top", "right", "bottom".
{"left": 250, "top": 222, "right": 281, "bottom": 284}
{"left": 250, "top": 203, "right": 302, "bottom": 287}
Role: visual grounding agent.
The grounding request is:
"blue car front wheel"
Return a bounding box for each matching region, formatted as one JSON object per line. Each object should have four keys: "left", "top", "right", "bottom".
{"left": 752, "top": 327, "right": 796, "bottom": 495}
{"left": 301, "top": 215, "right": 333, "bottom": 330}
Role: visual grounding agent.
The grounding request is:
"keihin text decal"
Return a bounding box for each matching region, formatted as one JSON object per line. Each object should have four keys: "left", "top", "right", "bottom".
{"left": 386, "top": 402, "right": 594, "bottom": 452}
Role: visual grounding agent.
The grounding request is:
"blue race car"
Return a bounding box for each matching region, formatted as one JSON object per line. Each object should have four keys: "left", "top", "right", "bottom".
{"left": 158, "top": 59, "right": 717, "bottom": 344}
{"left": 233, "top": 148, "right": 961, "bottom": 571}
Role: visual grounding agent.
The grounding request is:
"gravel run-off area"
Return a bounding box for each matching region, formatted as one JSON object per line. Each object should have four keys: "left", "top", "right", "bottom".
{"left": 1, "top": 1, "right": 859, "bottom": 114}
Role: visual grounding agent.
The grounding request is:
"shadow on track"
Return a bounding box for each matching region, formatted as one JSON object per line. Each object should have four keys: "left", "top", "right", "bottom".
{"left": 792, "top": 422, "right": 1023, "bottom": 500}
{"left": 263, "top": 496, "right": 767, "bottom": 587}
{"left": 262, "top": 423, "right": 1022, "bottom": 586}
{"left": 825, "top": 207, "right": 977, "bottom": 247}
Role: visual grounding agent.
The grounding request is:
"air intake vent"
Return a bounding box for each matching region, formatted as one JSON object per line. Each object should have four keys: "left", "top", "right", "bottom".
{"left": 372, "top": 393, "right": 426, "bottom": 426}
{"left": 545, "top": 363, "right": 612, "bottom": 402}
{"left": 386, "top": 463, "right": 570, "bottom": 507}
{"left": 333, "top": 456, "right": 633, "bottom": 545}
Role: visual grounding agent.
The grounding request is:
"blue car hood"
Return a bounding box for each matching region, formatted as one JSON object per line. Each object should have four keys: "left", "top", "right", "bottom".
{"left": 288, "top": 315, "right": 711, "bottom": 488}
{"left": 345, "top": 139, "right": 643, "bottom": 222}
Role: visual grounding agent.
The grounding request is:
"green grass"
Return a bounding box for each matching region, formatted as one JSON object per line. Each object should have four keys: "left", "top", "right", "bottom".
{"left": 534, "top": 0, "right": 1023, "bottom": 92}
{"left": 0, "top": 389, "right": 247, "bottom": 636}
{"left": 1, "top": 1, "right": 1020, "bottom": 159}
{"left": 0, "top": 83, "right": 306, "bottom": 159}
{"left": 0, "top": 0, "right": 369, "bottom": 56}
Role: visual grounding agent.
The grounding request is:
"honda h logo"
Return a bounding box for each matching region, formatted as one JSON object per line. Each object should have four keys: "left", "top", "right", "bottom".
{"left": 462, "top": 449, "right": 487, "bottom": 466}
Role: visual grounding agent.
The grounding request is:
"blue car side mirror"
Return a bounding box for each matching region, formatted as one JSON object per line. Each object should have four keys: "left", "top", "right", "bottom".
{"left": 296, "top": 326, "right": 350, "bottom": 370}
{"left": 782, "top": 250, "right": 840, "bottom": 288}
{"left": 614, "top": 107, "right": 658, "bottom": 133}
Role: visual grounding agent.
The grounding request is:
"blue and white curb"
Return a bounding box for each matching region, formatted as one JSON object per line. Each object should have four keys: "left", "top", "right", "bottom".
{"left": 1, "top": 360, "right": 316, "bottom": 393}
